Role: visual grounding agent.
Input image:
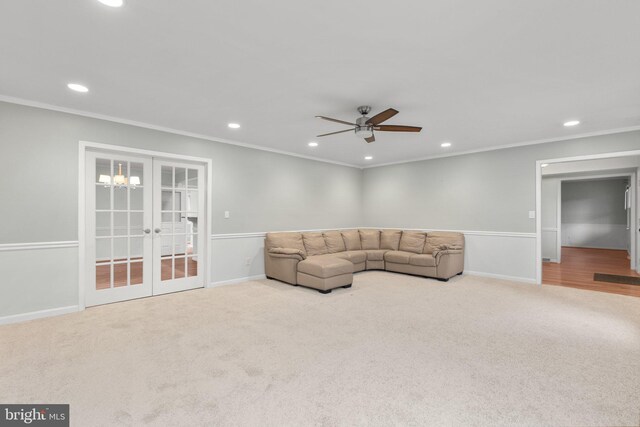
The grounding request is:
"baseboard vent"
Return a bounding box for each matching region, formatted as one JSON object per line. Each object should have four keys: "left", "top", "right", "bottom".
{"left": 542, "top": 257, "right": 551, "bottom": 262}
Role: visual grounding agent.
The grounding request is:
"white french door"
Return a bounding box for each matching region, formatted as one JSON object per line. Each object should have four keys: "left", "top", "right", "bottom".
{"left": 153, "top": 160, "right": 205, "bottom": 295}
{"left": 85, "top": 151, "right": 206, "bottom": 307}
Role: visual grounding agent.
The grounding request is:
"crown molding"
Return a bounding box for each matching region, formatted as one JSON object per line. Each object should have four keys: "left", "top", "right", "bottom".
{"left": 0, "top": 95, "right": 362, "bottom": 170}
{"left": 362, "top": 125, "right": 640, "bottom": 169}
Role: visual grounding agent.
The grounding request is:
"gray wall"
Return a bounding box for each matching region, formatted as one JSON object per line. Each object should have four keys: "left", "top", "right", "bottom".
{"left": 362, "top": 131, "right": 640, "bottom": 232}
{"left": 0, "top": 101, "right": 362, "bottom": 244}
{"left": 561, "top": 179, "right": 629, "bottom": 249}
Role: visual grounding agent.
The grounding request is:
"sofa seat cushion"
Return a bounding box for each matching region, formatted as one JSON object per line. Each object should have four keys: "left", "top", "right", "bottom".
{"left": 329, "top": 250, "right": 367, "bottom": 264}
{"left": 365, "top": 250, "right": 388, "bottom": 261}
{"left": 384, "top": 251, "right": 413, "bottom": 264}
{"left": 409, "top": 254, "right": 437, "bottom": 267}
{"left": 297, "top": 257, "right": 353, "bottom": 278}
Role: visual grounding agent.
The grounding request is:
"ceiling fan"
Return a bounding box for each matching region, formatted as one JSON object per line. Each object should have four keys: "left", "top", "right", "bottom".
{"left": 315, "top": 106, "right": 422, "bottom": 143}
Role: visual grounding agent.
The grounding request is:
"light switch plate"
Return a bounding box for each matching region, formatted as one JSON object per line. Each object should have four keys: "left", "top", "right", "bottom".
{"left": 224, "top": 211, "right": 230, "bottom": 219}
{"left": 528, "top": 210, "right": 535, "bottom": 219}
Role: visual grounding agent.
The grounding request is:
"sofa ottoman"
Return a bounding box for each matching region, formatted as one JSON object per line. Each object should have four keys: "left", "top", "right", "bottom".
{"left": 296, "top": 257, "right": 353, "bottom": 294}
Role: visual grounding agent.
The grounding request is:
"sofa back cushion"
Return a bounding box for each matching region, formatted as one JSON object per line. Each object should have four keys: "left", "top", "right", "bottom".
{"left": 380, "top": 230, "right": 402, "bottom": 250}
{"left": 359, "top": 229, "right": 380, "bottom": 250}
{"left": 302, "top": 232, "right": 329, "bottom": 256}
{"left": 399, "top": 231, "right": 427, "bottom": 254}
{"left": 341, "top": 229, "right": 362, "bottom": 250}
{"left": 265, "top": 232, "right": 306, "bottom": 255}
{"left": 424, "top": 232, "right": 465, "bottom": 254}
{"left": 323, "top": 231, "right": 346, "bottom": 253}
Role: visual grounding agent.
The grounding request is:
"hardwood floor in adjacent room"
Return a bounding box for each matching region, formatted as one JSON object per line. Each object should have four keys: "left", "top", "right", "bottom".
{"left": 543, "top": 246, "right": 640, "bottom": 297}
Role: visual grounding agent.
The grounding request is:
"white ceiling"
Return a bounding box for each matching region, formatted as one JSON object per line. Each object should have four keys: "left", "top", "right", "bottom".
{"left": 1, "top": 1, "right": 639, "bottom": 167}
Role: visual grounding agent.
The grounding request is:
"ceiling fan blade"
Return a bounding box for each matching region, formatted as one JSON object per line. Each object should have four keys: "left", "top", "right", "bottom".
{"left": 315, "top": 116, "right": 357, "bottom": 126}
{"left": 366, "top": 108, "right": 399, "bottom": 125}
{"left": 365, "top": 135, "right": 375, "bottom": 143}
{"left": 375, "top": 125, "right": 422, "bottom": 132}
{"left": 316, "top": 128, "right": 355, "bottom": 137}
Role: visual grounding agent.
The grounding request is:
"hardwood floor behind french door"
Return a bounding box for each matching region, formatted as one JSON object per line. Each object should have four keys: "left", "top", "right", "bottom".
{"left": 85, "top": 151, "right": 206, "bottom": 307}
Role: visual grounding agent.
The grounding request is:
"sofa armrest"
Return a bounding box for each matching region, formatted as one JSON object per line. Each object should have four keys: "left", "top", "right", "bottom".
{"left": 432, "top": 243, "right": 462, "bottom": 259}
{"left": 433, "top": 249, "right": 462, "bottom": 261}
{"left": 433, "top": 246, "right": 464, "bottom": 279}
{"left": 268, "top": 247, "right": 307, "bottom": 260}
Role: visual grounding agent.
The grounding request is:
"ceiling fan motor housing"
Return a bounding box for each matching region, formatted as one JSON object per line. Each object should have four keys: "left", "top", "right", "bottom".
{"left": 355, "top": 116, "right": 374, "bottom": 138}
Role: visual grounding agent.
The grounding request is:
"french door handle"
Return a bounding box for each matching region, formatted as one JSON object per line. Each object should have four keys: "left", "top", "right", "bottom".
{"left": 143, "top": 228, "right": 151, "bottom": 234}
{"left": 154, "top": 228, "right": 162, "bottom": 234}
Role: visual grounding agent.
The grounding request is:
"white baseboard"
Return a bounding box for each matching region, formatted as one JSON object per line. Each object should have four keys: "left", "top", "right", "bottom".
{"left": 209, "top": 274, "right": 267, "bottom": 288}
{"left": 464, "top": 271, "right": 537, "bottom": 284}
{"left": 0, "top": 305, "right": 79, "bottom": 326}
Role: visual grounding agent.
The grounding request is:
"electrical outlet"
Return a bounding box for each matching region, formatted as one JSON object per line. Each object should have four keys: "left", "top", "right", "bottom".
{"left": 245, "top": 257, "right": 251, "bottom": 266}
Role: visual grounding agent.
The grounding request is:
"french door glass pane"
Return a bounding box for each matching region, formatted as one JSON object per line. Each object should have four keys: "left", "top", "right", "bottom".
{"left": 96, "top": 264, "right": 111, "bottom": 290}
{"left": 113, "top": 161, "right": 128, "bottom": 182}
{"left": 114, "top": 187, "right": 128, "bottom": 210}
{"left": 114, "top": 212, "right": 128, "bottom": 236}
{"left": 96, "top": 212, "right": 110, "bottom": 237}
{"left": 175, "top": 168, "right": 186, "bottom": 189}
{"left": 131, "top": 262, "right": 143, "bottom": 285}
{"left": 161, "top": 166, "right": 173, "bottom": 188}
{"left": 96, "top": 158, "right": 111, "bottom": 182}
{"left": 130, "top": 212, "right": 144, "bottom": 235}
{"left": 130, "top": 162, "right": 144, "bottom": 186}
{"left": 114, "top": 263, "right": 128, "bottom": 287}
{"left": 187, "top": 169, "right": 198, "bottom": 188}
{"left": 131, "top": 188, "right": 144, "bottom": 210}
{"left": 96, "top": 239, "right": 111, "bottom": 263}
{"left": 131, "top": 237, "right": 144, "bottom": 260}
{"left": 96, "top": 186, "right": 110, "bottom": 210}
{"left": 161, "top": 190, "right": 173, "bottom": 212}
{"left": 186, "top": 257, "right": 197, "bottom": 277}
{"left": 113, "top": 238, "right": 128, "bottom": 262}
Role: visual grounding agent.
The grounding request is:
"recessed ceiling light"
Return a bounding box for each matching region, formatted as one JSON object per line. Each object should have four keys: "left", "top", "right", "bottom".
{"left": 308, "top": 141, "right": 318, "bottom": 147}
{"left": 541, "top": 163, "right": 549, "bottom": 168}
{"left": 227, "top": 123, "right": 241, "bottom": 129}
{"left": 364, "top": 156, "right": 373, "bottom": 160}
{"left": 98, "top": 0, "right": 123, "bottom": 7}
{"left": 563, "top": 120, "right": 580, "bottom": 127}
{"left": 67, "top": 83, "right": 89, "bottom": 93}
{"left": 440, "top": 142, "right": 452, "bottom": 148}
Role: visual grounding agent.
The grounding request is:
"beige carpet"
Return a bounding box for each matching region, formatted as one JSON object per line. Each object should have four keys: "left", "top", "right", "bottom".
{"left": 1, "top": 272, "right": 639, "bottom": 426}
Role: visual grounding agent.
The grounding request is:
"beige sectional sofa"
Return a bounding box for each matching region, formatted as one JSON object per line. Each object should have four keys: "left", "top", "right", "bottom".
{"left": 264, "top": 229, "right": 464, "bottom": 293}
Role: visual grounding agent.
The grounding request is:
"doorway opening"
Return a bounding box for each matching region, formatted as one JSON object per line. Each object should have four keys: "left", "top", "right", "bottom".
{"left": 536, "top": 152, "right": 640, "bottom": 297}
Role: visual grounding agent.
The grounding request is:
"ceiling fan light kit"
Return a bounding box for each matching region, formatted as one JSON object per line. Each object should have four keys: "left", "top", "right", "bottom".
{"left": 316, "top": 106, "right": 422, "bottom": 144}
